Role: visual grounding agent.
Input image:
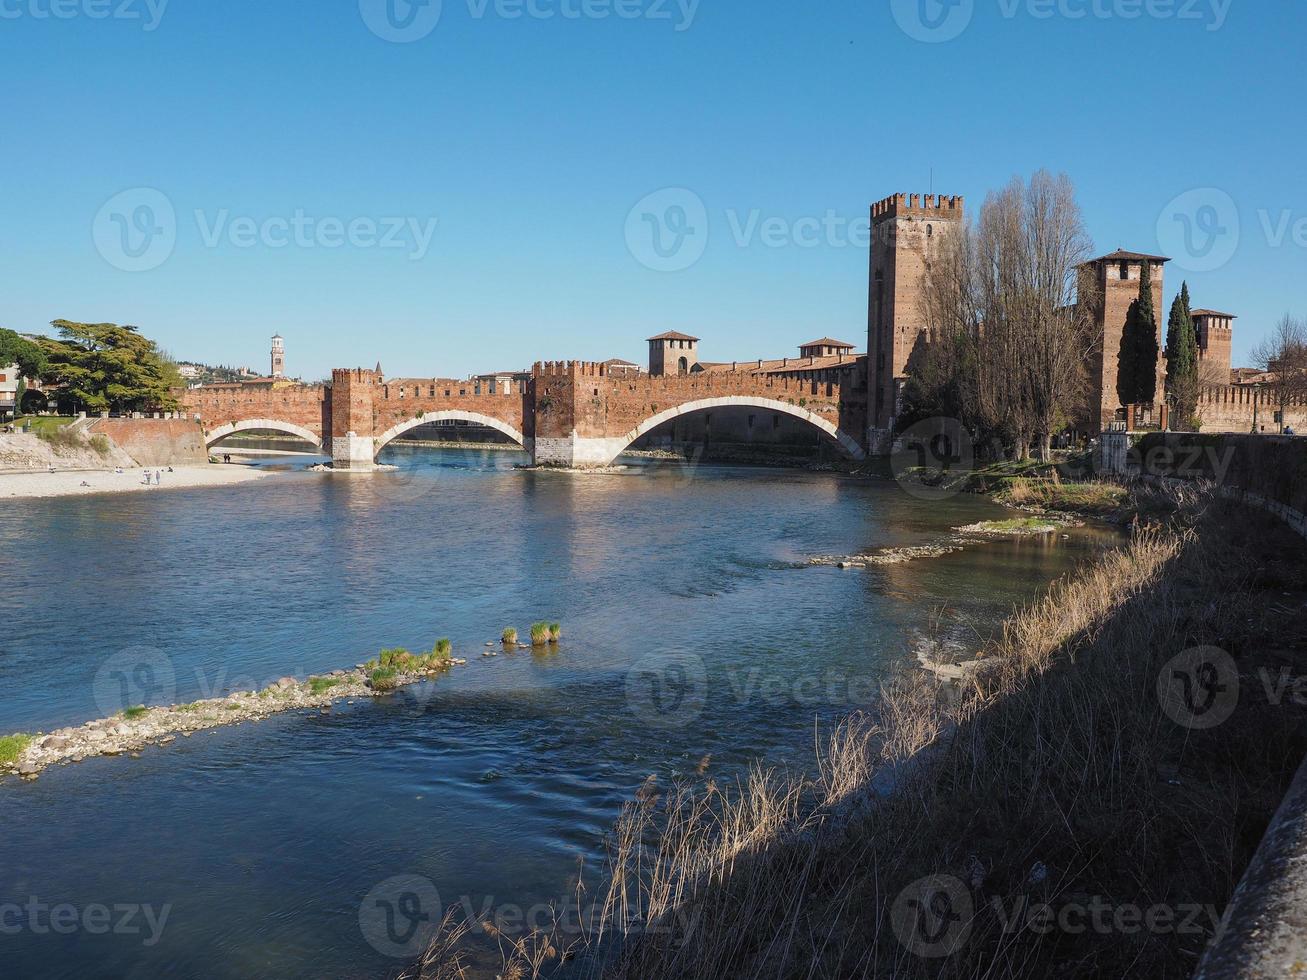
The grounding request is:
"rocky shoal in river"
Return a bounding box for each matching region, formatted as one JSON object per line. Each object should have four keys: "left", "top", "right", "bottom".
{"left": 0, "top": 659, "right": 476, "bottom": 782}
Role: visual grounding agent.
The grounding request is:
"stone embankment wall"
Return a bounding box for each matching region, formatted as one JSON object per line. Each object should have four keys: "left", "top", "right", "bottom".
{"left": 0, "top": 430, "right": 135, "bottom": 471}
{"left": 1100, "top": 430, "right": 1307, "bottom": 974}
{"left": 1132, "top": 432, "right": 1307, "bottom": 520}
{"left": 88, "top": 418, "right": 210, "bottom": 467}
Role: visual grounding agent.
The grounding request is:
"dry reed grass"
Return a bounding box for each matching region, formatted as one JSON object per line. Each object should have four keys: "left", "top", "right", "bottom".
{"left": 408, "top": 487, "right": 1307, "bottom": 980}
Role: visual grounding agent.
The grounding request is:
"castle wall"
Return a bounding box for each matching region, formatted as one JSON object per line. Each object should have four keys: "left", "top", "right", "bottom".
{"left": 1196, "top": 385, "right": 1307, "bottom": 434}
{"left": 182, "top": 383, "right": 330, "bottom": 438}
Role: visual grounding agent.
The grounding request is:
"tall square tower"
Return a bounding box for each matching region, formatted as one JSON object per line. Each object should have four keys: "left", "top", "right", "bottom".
{"left": 1191, "top": 309, "right": 1235, "bottom": 385}
{"left": 1077, "top": 250, "right": 1168, "bottom": 430}
{"left": 866, "top": 193, "right": 964, "bottom": 440}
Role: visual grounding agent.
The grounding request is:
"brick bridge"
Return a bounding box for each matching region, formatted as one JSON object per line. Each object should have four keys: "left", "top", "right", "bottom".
{"left": 182, "top": 362, "right": 867, "bottom": 468}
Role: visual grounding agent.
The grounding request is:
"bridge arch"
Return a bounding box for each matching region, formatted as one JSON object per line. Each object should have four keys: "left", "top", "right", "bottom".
{"left": 374, "top": 411, "right": 529, "bottom": 459}
{"left": 619, "top": 396, "right": 865, "bottom": 463}
{"left": 205, "top": 419, "right": 324, "bottom": 451}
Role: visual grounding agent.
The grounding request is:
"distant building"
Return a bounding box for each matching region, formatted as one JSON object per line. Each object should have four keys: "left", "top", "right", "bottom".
{"left": 799, "top": 338, "right": 856, "bottom": 359}
{"left": 0, "top": 364, "right": 19, "bottom": 416}
{"left": 603, "top": 358, "right": 644, "bottom": 378}
{"left": 472, "top": 370, "right": 531, "bottom": 394}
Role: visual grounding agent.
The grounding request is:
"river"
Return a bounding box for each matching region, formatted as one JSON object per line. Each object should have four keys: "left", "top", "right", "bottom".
{"left": 0, "top": 448, "right": 1120, "bottom": 978}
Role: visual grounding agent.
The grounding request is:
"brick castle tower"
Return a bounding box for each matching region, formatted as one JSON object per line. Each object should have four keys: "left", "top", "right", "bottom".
{"left": 647, "top": 331, "right": 700, "bottom": 377}
{"left": 271, "top": 334, "right": 286, "bottom": 378}
{"left": 1077, "top": 250, "right": 1168, "bottom": 430}
{"left": 1191, "top": 309, "right": 1235, "bottom": 385}
{"left": 866, "top": 193, "right": 965, "bottom": 447}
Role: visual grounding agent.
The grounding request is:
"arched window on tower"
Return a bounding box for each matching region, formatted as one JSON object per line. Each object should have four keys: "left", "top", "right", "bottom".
{"left": 678, "top": 357, "right": 688, "bottom": 375}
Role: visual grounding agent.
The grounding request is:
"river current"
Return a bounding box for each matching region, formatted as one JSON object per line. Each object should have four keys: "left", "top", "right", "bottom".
{"left": 0, "top": 448, "right": 1119, "bottom": 978}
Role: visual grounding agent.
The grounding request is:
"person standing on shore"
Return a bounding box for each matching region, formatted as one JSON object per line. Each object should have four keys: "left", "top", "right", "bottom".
{"left": 156, "top": 470, "right": 163, "bottom": 485}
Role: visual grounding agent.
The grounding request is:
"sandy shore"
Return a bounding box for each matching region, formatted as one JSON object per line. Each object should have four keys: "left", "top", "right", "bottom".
{"left": 0, "top": 464, "right": 271, "bottom": 500}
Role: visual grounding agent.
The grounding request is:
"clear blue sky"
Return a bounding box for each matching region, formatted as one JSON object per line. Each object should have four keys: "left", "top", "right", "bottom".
{"left": 1, "top": 0, "right": 1299, "bottom": 380}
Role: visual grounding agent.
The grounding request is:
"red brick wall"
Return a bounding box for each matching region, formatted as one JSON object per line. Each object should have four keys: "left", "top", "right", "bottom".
{"left": 182, "top": 384, "right": 330, "bottom": 438}
{"left": 372, "top": 377, "right": 528, "bottom": 440}
{"left": 531, "top": 360, "right": 850, "bottom": 441}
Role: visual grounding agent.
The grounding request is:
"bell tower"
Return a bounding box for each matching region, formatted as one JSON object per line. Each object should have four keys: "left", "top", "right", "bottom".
{"left": 270, "top": 334, "right": 286, "bottom": 378}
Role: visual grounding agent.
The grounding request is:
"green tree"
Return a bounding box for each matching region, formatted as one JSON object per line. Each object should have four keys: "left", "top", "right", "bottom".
{"left": 37, "top": 321, "right": 180, "bottom": 413}
{"left": 1117, "top": 262, "right": 1159, "bottom": 410}
{"left": 1164, "top": 281, "right": 1200, "bottom": 428}
{"left": 0, "top": 329, "right": 46, "bottom": 420}
{"left": 0, "top": 329, "right": 47, "bottom": 378}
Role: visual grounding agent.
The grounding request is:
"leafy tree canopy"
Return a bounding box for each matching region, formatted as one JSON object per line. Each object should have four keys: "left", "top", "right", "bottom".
{"left": 0, "top": 328, "right": 47, "bottom": 379}
{"left": 37, "top": 321, "right": 180, "bottom": 412}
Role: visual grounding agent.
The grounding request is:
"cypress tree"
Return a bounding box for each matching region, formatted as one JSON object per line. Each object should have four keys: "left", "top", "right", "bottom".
{"left": 1117, "top": 261, "right": 1160, "bottom": 409}
{"left": 1165, "top": 281, "right": 1199, "bottom": 427}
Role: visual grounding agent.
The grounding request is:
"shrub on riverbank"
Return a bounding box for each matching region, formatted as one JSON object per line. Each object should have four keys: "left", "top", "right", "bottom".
{"left": 502, "top": 628, "right": 518, "bottom": 645}
{"left": 122, "top": 706, "right": 148, "bottom": 720}
{"left": 368, "top": 667, "right": 399, "bottom": 692}
{"left": 308, "top": 677, "right": 343, "bottom": 695}
{"left": 0, "top": 734, "right": 32, "bottom": 766}
{"left": 548, "top": 623, "right": 561, "bottom": 642}
{"left": 434, "top": 638, "right": 452, "bottom": 659}
{"left": 996, "top": 476, "right": 1129, "bottom": 516}
{"left": 574, "top": 493, "right": 1307, "bottom": 979}
{"left": 530, "top": 623, "right": 549, "bottom": 646}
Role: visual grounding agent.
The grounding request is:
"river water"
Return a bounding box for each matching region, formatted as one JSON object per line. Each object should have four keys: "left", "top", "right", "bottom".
{"left": 0, "top": 448, "right": 1119, "bottom": 978}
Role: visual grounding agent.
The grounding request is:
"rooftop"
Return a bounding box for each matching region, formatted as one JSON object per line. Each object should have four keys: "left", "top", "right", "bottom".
{"left": 1191, "top": 309, "right": 1239, "bottom": 319}
{"left": 800, "top": 338, "right": 856, "bottom": 350}
{"left": 648, "top": 331, "right": 701, "bottom": 343}
{"left": 1086, "top": 248, "right": 1171, "bottom": 265}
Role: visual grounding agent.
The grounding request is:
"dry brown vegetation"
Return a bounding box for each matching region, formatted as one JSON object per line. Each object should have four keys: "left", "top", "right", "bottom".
{"left": 408, "top": 491, "right": 1307, "bottom": 980}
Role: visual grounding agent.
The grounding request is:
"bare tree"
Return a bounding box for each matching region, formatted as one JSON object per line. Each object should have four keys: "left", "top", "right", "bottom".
{"left": 1250, "top": 314, "right": 1307, "bottom": 433}
{"left": 1017, "top": 172, "right": 1098, "bottom": 458}
{"left": 920, "top": 171, "right": 1096, "bottom": 459}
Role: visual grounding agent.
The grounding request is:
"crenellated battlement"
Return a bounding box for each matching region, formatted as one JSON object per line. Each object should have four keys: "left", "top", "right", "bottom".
{"left": 532, "top": 360, "right": 609, "bottom": 378}
{"left": 871, "top": 192, "right": 965, "bottom": 220}
{"left": 332, "top": 368, "right": 382, "bottom": 386}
